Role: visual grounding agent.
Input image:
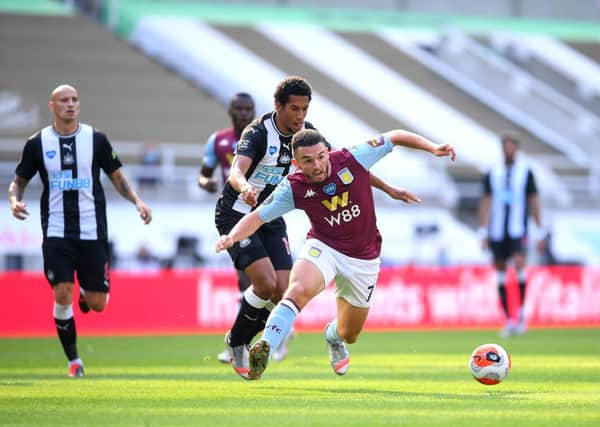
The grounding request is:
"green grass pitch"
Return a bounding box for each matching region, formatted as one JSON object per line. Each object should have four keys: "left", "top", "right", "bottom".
{"left": 1, "top": 329, "right": 599, "bottom": 426}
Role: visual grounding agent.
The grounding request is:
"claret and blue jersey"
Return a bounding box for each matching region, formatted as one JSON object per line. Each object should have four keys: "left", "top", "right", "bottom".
{"left": 258, "top": 134, "right": 393, "bottom": 260}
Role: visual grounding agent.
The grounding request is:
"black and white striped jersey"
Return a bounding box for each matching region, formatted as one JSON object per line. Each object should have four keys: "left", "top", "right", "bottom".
{"left": 216, "top": 111, "right": 317, "bottom": 215}
{"left": 15, "top": 123, "right": 122, "bottom": 240}
{"left": 483, "top": 157, "right": 537, "bottom": 241}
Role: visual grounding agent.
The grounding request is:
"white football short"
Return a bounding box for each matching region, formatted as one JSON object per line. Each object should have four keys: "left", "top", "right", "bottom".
{"left": 297, "top": 238, "right": 380, "bottom": 308}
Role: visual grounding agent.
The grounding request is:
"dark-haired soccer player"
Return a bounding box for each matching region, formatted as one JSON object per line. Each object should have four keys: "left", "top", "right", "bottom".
{"left": 216, "top": 128, "right": 455, "bottom": 380}
{"left": 478, "top": 132, "right": 546, "bottom": 337}
{"left": 8, "top": 84, "right": 152, "bottom": 377}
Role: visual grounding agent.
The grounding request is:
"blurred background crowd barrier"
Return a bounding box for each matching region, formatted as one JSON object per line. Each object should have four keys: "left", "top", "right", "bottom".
{"left": 1, "top": 266, "right": 599, "bottom": 336}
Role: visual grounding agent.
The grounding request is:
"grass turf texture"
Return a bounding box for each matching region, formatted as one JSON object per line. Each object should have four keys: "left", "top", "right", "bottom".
{"left": 1, "top": 329, "right": 599, "bottom": 426}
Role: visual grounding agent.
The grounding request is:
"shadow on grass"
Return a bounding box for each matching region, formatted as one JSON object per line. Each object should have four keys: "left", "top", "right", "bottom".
{"left": 0, "top": 371, "right": 237, "bottom": 382}
{"left": 258, "top": 384, "right": 531, "bottom": 401}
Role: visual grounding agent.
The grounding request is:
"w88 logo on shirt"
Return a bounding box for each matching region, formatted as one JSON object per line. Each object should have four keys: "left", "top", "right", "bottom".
{"left": 322, "top": 191, "right": 361, "bottom": 227}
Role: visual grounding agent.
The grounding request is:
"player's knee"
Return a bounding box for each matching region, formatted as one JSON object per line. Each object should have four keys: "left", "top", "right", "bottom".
{"left": 251, "top": 272, "right": 278, "bottom": 296}
{"left": 87, "top": 294, "right": 108, "bottom": 312}
{"left": 53, "top": 282, "right": 74, "bottom": 304}
{"left": 89, "top": 302, "right": 106, "bottom": 312}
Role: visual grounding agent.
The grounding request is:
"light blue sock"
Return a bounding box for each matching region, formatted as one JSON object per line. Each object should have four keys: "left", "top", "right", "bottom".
{"left": 262, "top": 300, "right": 298, "bottom": 358}
{"left": 325, "top": 319, "right": 341, "bottom": 343}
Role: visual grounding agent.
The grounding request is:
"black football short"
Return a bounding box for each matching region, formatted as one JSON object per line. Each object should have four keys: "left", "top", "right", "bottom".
{"left": 489, "top": 236, "right": 526, "bottom": 262}
{"left": 215, "top": 211, "right": 293, "bottom": 272}
{"left": 42, "top": 238, "right": 110, "bottom": 292}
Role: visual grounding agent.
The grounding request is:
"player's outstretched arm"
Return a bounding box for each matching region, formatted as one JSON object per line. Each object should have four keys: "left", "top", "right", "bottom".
{"left": 108, "top": 169, "right": 152, "bottom": 224}
{"left": 8, "top": 175, "right": 30, "bottom": 220}
{"left": 368, "top": 173, "right": 421, "bottom": 203}
{"left": 215, "top": 211, "right": 264, "bottom": 253}
{"left": 384, "top": 130, "right": 456, "bottom": 161}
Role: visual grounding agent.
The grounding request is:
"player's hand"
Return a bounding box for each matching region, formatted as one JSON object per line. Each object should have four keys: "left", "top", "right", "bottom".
{"left": 536, "top": 238, "right": 547, "bottom": 253}
{"left": 241, "top": 184, "right": 258, "bottom": 207}
{"left": 215, "top": 235, "right": 233, "bottom": 253}
{"left": 387, "top": 187, "right": 421, "bottom": 203}
{"left": 432, "top": 144, "right": 456, "bottom": 161}
{"left": 10, "top": 200, "right": 29, "bottom": 220}
{"left": 534, "top": 227, "right": 549, "bottom": 253}
{"left": 136, "top": 202, "right": 152, "bottom": 224}
{"left": 480, "top": 238, "right": 489, "bottom": 250}
{"left": 198, "top": 176, "right": 218, "bottom": 193}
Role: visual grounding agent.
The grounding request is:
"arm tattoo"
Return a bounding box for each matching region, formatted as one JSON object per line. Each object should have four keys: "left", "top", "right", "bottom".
{"left": 114, "top": 174, "right": 136, "bottom": 203}
{"left": 8, "top": 177, "right": 27, "bottom": 202}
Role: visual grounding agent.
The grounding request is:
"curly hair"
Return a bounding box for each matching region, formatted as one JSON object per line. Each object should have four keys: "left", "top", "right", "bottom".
{"left": 274, "top": 76, "right": 312, "bottom": 106}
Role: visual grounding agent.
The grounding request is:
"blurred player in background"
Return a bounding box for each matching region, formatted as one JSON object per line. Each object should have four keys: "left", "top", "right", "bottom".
{"left": 197, "top": 92, "right": 257, "bottom": 363}
{"left": 216, "top": 128, "right": 455, "bottom": 380}
{"left": 8, "top": 84, "right": 152, "bottom": 377}
{"left": 198, "top": 92, "right": 255, "bottom": 194}
{"left": 478, "top": 132, "right": 546, "bottom": 338}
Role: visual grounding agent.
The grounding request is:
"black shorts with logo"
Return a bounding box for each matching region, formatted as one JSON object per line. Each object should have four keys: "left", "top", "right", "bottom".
{"left": 42, "top": 238, "right": 110, "bottom": 292}
{"left": 215, "top": 209, "right": 293, "bottom": 272}
{"left": 489, "top": 236, "right": 526, "bottom": 262}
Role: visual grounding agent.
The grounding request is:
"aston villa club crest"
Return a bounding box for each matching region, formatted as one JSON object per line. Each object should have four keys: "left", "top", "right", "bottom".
{"left": 308, "top": 247, "right": 322, "bottom": 258}
{"left": 369, "top": 136, "right": 385, "bottom": 147}
{"left": 337, "top": 167, "right": 354, "bottom": 184}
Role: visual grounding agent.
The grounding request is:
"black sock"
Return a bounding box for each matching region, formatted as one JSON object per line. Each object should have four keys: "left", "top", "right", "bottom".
{"left": 229, "top": 297, "right": 262, "bottom": 347}
{"left": 498, "top": 286, "right": 509, "bottom": 318}
{"left": 243, "top": 307, "right": 271, "bottom": 344}
{"left": 55, "top": 317, "right": 78, "bottom": 361}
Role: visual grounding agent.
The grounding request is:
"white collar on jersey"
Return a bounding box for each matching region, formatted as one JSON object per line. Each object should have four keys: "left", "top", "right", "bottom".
{"left": 270, "top": 112, "right": 295, "bottom": 138}
{"left": 51, "top": 123, "right": 82, "bottom": 138}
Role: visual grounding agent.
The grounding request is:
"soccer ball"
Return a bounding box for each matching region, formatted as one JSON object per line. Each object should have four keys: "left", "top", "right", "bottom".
{"left": 470, "top": 343, "right": 511, "bottom": 385}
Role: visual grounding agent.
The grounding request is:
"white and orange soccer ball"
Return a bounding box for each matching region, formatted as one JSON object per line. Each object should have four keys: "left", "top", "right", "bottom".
{"left": 470, "top": 343, "right": 511, "bottom": 385}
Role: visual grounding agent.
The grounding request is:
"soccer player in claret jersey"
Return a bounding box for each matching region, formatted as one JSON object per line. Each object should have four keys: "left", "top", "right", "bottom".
{"left": 8, "top": 84, "right": 152, "bottom": 377}
{"left": 198, "top": 92, "right": 255, "bottom": 194}
{"left": 215, "top": 128, "right": 455, "bottom": 380}
{"left": 214, "top": 76, "right": 419, "bottom": 379}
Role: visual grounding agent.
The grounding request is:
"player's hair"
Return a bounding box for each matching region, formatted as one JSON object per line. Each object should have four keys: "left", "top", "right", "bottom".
{"left": 291, "top": 129, "right": 326, "bottom": 156}
{"left": 230, "top": 92, "right": 254, "bottom": 106}
{"left": 500, "top": 131, "right": 521, "bottom": 146}
{"left": 274, "top": 76, "right": 312, "bottom": 106}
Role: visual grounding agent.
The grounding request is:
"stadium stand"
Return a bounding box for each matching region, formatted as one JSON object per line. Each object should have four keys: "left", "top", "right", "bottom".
{"left": 0, "top": 12, "right": 226, "bottom": 152}
{"left": 130, "top": 18, "right": 458, "bottom": 206}
{"left": 2, "top": 1, "right": 600, "bottom": 267}
{"left": 490, "top": 34, "right": 600, "bottom": 117}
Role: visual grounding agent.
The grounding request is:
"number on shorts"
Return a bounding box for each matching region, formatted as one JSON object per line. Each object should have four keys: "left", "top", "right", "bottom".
{"left": 366, "top": 285, "right": 375, "bottom": 302}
